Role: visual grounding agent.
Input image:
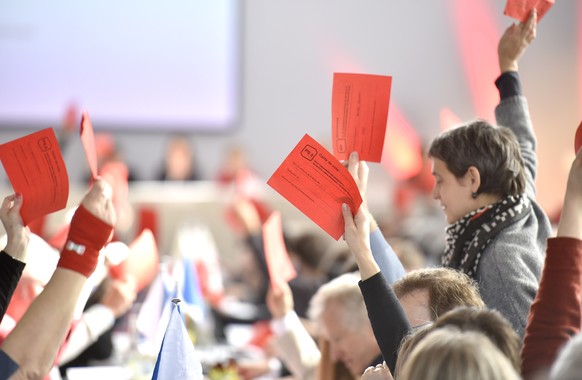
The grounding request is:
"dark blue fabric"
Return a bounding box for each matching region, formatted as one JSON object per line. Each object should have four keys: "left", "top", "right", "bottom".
{"left": 0, "top": 251, "right": 25, "bottom": 323}
{"left": 0, "top": 349, "right": 19, "bottom": 380}
{"left": 495, "top": 71, "right": 521, "bottom": 99}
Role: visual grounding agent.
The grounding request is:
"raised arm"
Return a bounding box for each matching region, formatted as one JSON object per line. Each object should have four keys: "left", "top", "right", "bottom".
{"left": 342, "top": 204, "right": 411, "bottom": 376}
{"left": 1, "top": 179, "right": 115, "bottom": 379}
{"left": 521, "top": 149, "right": 582, "bottom": 379}
{"left": 267, "top": 281, "right": 320, "bottom": 380}
{"left": 345, "top": 152, "right": 405, "bottom": 283}
{"left": 494, "top": 10, "right": 538, "bottom": 199}
{"left": 0, "top": 194, "right": 30, "bottom": 322}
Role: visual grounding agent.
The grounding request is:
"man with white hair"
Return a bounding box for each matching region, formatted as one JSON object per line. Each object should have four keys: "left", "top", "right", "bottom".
{"left": 307, "top": 272, "right": 383, "bottom": 378}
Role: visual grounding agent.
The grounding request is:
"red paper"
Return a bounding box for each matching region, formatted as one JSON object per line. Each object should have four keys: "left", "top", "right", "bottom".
{"left": 99, "top": 160, "right": 129, "bottom": 212}
{"left": 267, "top": 134, "right": 363, "bottom": 240}
{"left": 262, "top": 211, "right": 297, "bottom": 289}
{"left": 504, "top": 0, "right": 554, "bottom": 23}
{"left": 109, "top": 229, "right": 159, "bottom": 292}
{"left": 575, "top": 121, "right": 582, "bottom": 154}
{"left": 332, "top": 73, "right": 392, "bottom": 162}
{"left": 0, "top": 128, "right": 69, "bottom": 225}
{"left": 80, "top": 111, "right": 98, "bottom": 181}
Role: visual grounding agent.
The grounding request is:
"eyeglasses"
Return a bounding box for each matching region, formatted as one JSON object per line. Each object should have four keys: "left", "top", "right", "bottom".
{"left": 411, "top": 321, "right": 433, "bottom": 332}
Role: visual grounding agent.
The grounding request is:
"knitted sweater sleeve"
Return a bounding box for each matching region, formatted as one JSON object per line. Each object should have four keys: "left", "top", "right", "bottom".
{"left": 494, "top": 73, "right": 537, "bottom": 200}
{"left": 521, "top": 237, "right": 582, "bottom": 379}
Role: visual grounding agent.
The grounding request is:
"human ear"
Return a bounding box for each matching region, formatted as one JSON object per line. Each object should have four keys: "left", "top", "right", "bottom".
{"left": 466, "top": 166, "right": 481, "bottom": 194}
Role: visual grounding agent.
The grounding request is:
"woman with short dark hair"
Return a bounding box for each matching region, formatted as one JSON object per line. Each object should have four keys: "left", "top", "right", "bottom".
{"left": 424, "top": 10, "right": 551, "bottom": 339}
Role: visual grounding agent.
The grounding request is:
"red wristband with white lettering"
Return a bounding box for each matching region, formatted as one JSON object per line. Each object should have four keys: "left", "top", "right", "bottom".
{"left": 57, "top": 205, "right": 113, "bottom": 277}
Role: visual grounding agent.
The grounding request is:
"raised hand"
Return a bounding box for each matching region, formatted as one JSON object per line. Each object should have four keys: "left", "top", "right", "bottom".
{"left": 0, "top": 193, "right": 30, "bottom": 261}
{"left": 100, "top": 276, "right": 137, "bottom": 318}
{"left": 81, "top": 178, "right": 116, "bottom": 226}
{"left": 346, "top": 151, "right": 370, "bottom": 200}
{"left": 342, "top": 203, "right": 380, "bottom": 280}
{"left": 57, "top": 178, "right": 116, "bottom": 278}
{"left": 266, "top": 280, "right": 294, "bottom": 319}
{"left": 498, "top": 9, "right": 537, "bottom": 73}
{"left": 362, "top": 362, "right": 394, "bottom": 380}
{"left": 346, "top": 151, "right": 379, "bottom": 231}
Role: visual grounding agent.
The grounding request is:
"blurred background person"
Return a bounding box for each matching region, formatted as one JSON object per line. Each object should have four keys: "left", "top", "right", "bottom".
{"left": 156, "top": 134, "right": 202, "bottom": 181}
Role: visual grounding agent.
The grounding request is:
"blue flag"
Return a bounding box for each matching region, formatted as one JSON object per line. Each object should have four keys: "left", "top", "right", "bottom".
{"left": 181, "top": 257, "right": 206, "bottom": 322}
{"left": 151, "top": 301, "right": 203, "bottom": 380}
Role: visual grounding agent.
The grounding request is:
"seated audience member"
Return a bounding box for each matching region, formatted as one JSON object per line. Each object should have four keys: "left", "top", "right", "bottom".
{"left": 394, "top": 307, "right": 521, "bottom": 377}
{"left": 156, "top": 134, "right": 201, "bottom": 181}
{"left": 215, "top": 144, "right": 256, "bottom": 185}
{"left": 520, "top": 141, "right": 582, "bottom": 378}
{"left": 265, "top": 211, "right": 402, "bottom": 380}
{"left": 398, "top": 327, "right": 520, "bottom": 380}
{"left": 230, "top": 196, "right": 330, "bottom": 319}
{"left": 432, "top": 307, "right": 521, "bottom": 370}
{"left": 359, "top": 264, "right": 485, "bottom": 375}
{"left": 319, "top": 245, "right": 358, "bottom": 281}
{"left": 0, "top": 194, "right": 29, "bottom": 322}
{"left": 265, "top": 170, "right": 406, "bottom": 379}
{"left": 391, "top": 268, "right": 485, "bottom": 327}
{"left": 307, "top": 272, "right": 383, "bottom": 379}
{"left": 93, "top": 133, "right": 138, "bottom": 182}
{"left": 267, "top": 280, "right": 321, "bottom": 380}
{"left": 0, "top": 179, "right": 115, "bottom": 379}
{"left": 317, "top": 338, "right": 356, "bottom": 380}
{"left": 58, "top": 274, "right": 136, "bottom": 372}
{"left": 285, "top": 232, "right": 331, "bottom": 318}
{"left": 342, "top": 154, "right": 485, "bottom": 375}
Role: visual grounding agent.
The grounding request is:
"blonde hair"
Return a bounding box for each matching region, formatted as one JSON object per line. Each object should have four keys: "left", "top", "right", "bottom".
{"left": 399, "top": 327, "right": 520, "bottom": 380}
{"left": 432, "top": 306, "right": 521, "bottom": 372}
{"left": 393, "top": 267, "right": 485, "bottom": 320}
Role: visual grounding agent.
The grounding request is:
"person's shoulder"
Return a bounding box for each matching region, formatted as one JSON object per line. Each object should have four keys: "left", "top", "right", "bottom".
{"left": 481, "top": 224, "right": 544, "bottom": 266}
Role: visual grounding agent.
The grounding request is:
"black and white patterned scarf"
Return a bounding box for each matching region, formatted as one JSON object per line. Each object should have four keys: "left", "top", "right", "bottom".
{"left": 441, "top": 194, "right": 531, "bottom": 278}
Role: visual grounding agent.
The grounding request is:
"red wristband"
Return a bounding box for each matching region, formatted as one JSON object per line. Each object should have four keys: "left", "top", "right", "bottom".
{"left": 57, "top": 205, "right": 113, "bottom": 277}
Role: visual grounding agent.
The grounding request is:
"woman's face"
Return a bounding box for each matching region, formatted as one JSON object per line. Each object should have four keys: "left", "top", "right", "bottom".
{"left": 431, "top": 158, "right": 474, "bottom": 224}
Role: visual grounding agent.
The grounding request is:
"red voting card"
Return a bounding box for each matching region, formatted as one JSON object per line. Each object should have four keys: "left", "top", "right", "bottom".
{"left": 267, "top": 134, "right": 363, "bottom": 240}
{"left": 504, "top": 0, "right": 554, "bottom": 23}
{"left": 109, "top": 229, "right": 159, "bottom": 292}
{"left": 332, "top": 73, "right": 392, "bottom": 162}
{"left": 575, "top": 121, "right": 582, "bottom": 155}
{"left": 262, "top": 211, "right": 297, "bottom": 289}
{"left": 0, "top": 128, "right": 69, "bottom": 225}
{"left": 99, "top": 160, "right": 129, "bottom": 210}
{"left": 80, "top": 111, "right": 98, "bottom": 181}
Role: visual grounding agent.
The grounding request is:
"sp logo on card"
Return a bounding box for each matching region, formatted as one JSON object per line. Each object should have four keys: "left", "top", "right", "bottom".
{"left": 301, "top": 145, "right": 317, "bottom": 161}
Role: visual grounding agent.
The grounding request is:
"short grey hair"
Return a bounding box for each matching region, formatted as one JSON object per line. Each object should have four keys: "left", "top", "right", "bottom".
{"left": 307, "top": 271, "right": 367, "bottom": 330}
{"left": 550, "top": 333, "right": 582, "bottom": 380}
